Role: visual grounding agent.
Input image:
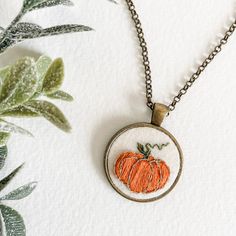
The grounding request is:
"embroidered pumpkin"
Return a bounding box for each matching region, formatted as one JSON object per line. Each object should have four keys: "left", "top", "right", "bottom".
{"left": 115, "top": 143, "right": 170, "bottom": 193}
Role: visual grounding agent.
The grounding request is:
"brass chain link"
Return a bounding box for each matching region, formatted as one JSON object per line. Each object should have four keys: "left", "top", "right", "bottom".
{"left": 125, "top": 0, "right": 236, "bottom": 112}
{"left": 125, "top": 0, "right": 154, "bottom": 109}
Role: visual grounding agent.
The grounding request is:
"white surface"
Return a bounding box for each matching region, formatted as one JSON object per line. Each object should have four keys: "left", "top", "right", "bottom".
{"left": 106, "top": 125, "right": 181, "bottom": 201}
{"left": 0, "top": 0, "right": 236, "bottom": 235}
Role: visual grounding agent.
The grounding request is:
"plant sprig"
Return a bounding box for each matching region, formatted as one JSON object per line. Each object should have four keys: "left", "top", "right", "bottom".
{"left": 0, "top": 0, "right": 93, "bottom": 54}
{"left": 0, "top": 55, "right": 73, "bottom": 141}
{"left": 0, "top": 54, "right": 73, "bottom": 235}
{"left": 0, "top": 1, "right": 117, "bottom": 235}
{"left": 0, "top": 163, "right": 36, "bottom": 236}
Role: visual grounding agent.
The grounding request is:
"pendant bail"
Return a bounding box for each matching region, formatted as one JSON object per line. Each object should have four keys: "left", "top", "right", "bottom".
{"left": 151, "top": 103, "right": 169, "bottom": 127}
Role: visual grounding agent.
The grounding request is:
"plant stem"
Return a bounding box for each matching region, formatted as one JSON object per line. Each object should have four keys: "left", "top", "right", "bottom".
{"left": 10, "top": 11, "right": 24, "bottom": 27}
{"left": 0, "top": 9, "right": 24, "bottom": 48}
{"left": 0, "top": 9, "right": 25, "bottom": 54}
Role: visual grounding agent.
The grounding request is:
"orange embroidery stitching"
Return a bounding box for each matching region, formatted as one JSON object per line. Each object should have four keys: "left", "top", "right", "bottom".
{"left": 115, "top": 143, "right": 170, "bottom": 193}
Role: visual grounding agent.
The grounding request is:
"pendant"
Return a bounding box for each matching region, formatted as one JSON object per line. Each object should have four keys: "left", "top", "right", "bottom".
{"left": 104, "top": 103, "right": 183, "bottom": 202}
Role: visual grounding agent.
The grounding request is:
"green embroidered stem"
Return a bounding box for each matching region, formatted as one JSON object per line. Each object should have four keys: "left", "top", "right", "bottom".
{"left": 137, "top": 142, "right": 169, "bottom": 159}
{"left": 145, "top": 143, "right": 169, "bottom": 151}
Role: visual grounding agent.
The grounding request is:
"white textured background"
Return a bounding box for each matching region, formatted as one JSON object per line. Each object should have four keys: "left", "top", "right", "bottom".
{"left": 0, "top": 0, "right": 236, "bottom": 235}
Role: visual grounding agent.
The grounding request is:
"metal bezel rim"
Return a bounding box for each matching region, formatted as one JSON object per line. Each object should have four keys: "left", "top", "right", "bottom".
{"left": 104, "top": 122, "right": 184, "bottom": 203}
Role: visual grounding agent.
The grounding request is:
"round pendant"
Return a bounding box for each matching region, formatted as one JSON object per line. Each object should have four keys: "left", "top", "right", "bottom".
{"left": 104, "top": 122, "right": 183, "bottom": 202}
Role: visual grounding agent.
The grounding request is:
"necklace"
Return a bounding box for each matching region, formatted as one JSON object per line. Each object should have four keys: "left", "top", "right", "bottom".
{"left": 104, "top": 0, "right": 236, "bottom": 202}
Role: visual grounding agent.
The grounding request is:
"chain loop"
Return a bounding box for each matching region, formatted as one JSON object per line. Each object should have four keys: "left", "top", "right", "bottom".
{"left": 125, "top": 0, "right": 236, "bottom": 112}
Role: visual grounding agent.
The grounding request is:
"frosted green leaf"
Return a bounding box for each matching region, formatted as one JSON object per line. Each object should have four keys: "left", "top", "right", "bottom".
{"left": 36, "top": 55, "right": 52, "bottom": 82}
{"left": 0, "top": 182, "right": 37, "bottom": 201}
{"left": 0, "top": 212, "right": 3, "bottom": 236}
{"left": 9, "top": 24, "right": 43, "bottom": 44}
{"left": 0, "top": 0, "right": 94, "bottom": 54}
{"left": 1, "top": 106, "right": 39, "bottom": 118}
{"left": 24, "top": 100, "right": 71, "bottom": 132}
{"left": 23, "top": 0, "right": 46, "bottom": 12}
{"left": 0, "top": 66, "right": 10, "bottom": 81}
{"left": 30, "top": 0, "right": 74, "bottom": 11}
{"left": 0, "top": 205, "right": 26, "bottom": 236}
{"left": 0, "top": 57, "right": 39, "bottom": 111}
{"left": 0, "top": 146, "right": 7, "bottom": 170}
{"left": 42, "top": 58, "right": 64, "bottom": 95}
{"left": 17, "top": 25, "right": 93, "bottom": 40}
{"left": 31, "top": 55, "right": 53, "bottom": 98}
{"left": 47, "top": 90, "right": 73, "bottom": 101}
{"left": 0, "top": 38, "right": 16, "bottom": 55}
{"left": 1, "top": 25, "right": 93, "bottom": 54}
{"left": 40, "top": 24, "right": 93, "bottom": 36}
{"left": 10, "top": 23, "right": 43, "bottom": 37}
{"left": 0, "top": 119, "right": 33, "bottom": 137}
{"left": 0, "top": 164, "right": 24, "bottom": 192}
{"left": 0, "top": 133, "right": 10, "bottom": 146}
{"left": 0, "top": 67, "right": 10, "bottom": 98}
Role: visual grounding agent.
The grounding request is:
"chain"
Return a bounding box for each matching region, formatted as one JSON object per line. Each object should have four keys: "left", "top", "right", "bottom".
{"left": 125, "top": 0, "right": 236, "bottom": 112}
{"left": 125, "top": 0, "right": 154, "bottom": 109}
{"left": 169, "top": 21, "right": 236, "bottom": 111}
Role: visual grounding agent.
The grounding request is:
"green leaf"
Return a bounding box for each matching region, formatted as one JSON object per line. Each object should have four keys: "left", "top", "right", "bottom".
{"left": 0, "top": 38, "right": 16, "bottom": 55}
{"left": 36, "top": 55, "right": 52, "bottom": 83}
{"left": 1, "top": 106, "right": 40, "bottom": 118}
{"left": 30, "top": 0, "right": 74, "bottom": 11}
{"left": 1, "top": 106, "right": 39, "bottom": 118}
{"left": 0, "top": 182, "right": 37, "bottom": 201}
{"left": 0, "top": 119, "right": 33, "bottom": 137}
{"left": 0, "top": 164, "right": 24, "bottom": 192}
{"left": 0, "top": 205, "right": 26, "bottom": 236}
{"left": 30, "top": 55, "right": 52, "bottom": 99}
{"left": 0, "top": 146, "right": 7, "bottom": 170}
{"left": 11, "top": 25, "right": 93, "bottom": 42}
{"left": 0, "top": 133, "right": 10, "bottom": 146}
{"left": 10, "top": 23, "right": 43, "bottom": 38}
{"left": 23, "top": 0, "right": 46, "bottom": 12}
{"left": 18, "top": 25, "right": 93, "bottom": 40}
{"left": 137, "top": 143, "right": 144, "bottom": 153}
{"left": 0, "top": 66, "right": 10, "bottom": 81}
{"left": 0, "top": 57, "right": 39, "bottom": 111}
{"left": 23, "top": 100, "right": 71, "bottom": 132}
{"left": 0, "top": 67, "right": 10, "bottom": 97}
{"left": 0, "top": 211, "right": 3, "bottom": 236}
{"left": 47, "top": 90, "right": 73, "bottom": 101}
{"left": 42, "top": 58, "right": 64, "bottom": 95}
{"left": 40, "top": 25, "right": 93, "bottom": 36}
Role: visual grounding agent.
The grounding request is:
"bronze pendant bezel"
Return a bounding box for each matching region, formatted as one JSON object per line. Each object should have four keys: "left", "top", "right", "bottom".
{"left": 104, "top": 122, "right": 183, "bottom": 203}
